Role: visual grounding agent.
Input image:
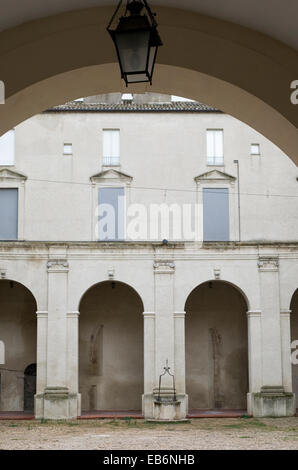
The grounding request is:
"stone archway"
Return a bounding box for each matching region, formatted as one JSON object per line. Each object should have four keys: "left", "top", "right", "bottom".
{"left": 79, "top": 280, "right": 144, "bottom": 412}
{"left": 0, "top": 280, "right": 37, "bottom": 412}
{"left": 185, "top": 280, "right": 249, "bottom": 410}
{"left": 0, "top": 6, "right": 297, "bottom": 165}
{"left": 290, "top": 290, "right": 298, "bottom": 409}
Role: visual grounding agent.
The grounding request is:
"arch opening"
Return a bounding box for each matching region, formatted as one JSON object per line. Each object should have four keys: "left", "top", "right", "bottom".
{"left": 290, "top": 290, "right": 298, "bottom": 409}
{"left": 79, "top": 280, "right": 144, "bottom": 412}
{"left": 185, "top": 280, "right": 249, "bottom": 411}
{"left": 0, "top": 280, "right": 37, "bottom": 413}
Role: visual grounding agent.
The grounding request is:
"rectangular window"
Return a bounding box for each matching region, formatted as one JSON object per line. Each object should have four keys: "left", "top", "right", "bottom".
{"left": 0, "top": 130, "right": 15, "bottom": 166}
{"left": 103, "top": 130, "right": 120, "bottom": 166}
{"left": 0, "top": 188, "right": 18, "bottom": 240}
{"left": 203, "top": 188, "right": 229, "bottom": 241}
{"left": 98, "top": 187, "right": 125, "bottom": 241}
{"left": 251, "top": 143, "right": 260, "bottom": 155}
{"left": 206, "top": 129, "right": 224, "bottom": 165}
{"left": 63, "top": 143, "right": 72, "bottom": 155}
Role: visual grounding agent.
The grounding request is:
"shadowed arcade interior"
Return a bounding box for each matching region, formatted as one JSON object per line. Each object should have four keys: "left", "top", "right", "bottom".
{"left": 0, "top": 280, "right": 37, "bottom": 412}
{"left": 185, "top": 281, "right": 248, "bottom": 411}
{"left": 79, "top": 281, "right": 144, "bottom": 412}
{"left": 290, "top": 290, "right": 298, "bottom": 408}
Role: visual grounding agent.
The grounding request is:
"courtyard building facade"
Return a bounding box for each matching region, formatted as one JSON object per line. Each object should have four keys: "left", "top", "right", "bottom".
{"left": 0, "top": 93, "right": 297, "bottom": 419}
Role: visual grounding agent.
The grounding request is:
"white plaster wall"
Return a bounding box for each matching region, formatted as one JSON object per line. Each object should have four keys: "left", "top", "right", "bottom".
{"left": 11, "top": 111, "right": 298, "bottom": 242}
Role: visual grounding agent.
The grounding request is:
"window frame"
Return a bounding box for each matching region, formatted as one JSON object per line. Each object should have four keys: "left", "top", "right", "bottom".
{"left": 102, "top": 129, "right": 121, "bottom": 167}
{"left": 63, "top": 143, "right": 73, "bottom": 155}
{"left": 250, "top": 143, "right": 261, "bottom": 156}
{"left": 0, "top": 169, "right": 27, "bottom": 240}
{"left": 0, "top": 129, "right": 15, "bottom": 167}
{"left": 206, "top": 129, "right": 224, "bottom": 166}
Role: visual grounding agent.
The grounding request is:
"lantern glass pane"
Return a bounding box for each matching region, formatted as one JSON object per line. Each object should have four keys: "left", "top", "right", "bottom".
{"left": 126, "top": 73, "right": 148, "bottom": 83}
{"left": 148, "top": 46, "right": 157, "bottom": 77}
{"left": 115, "top": 30, "right": 151, "bottom": 74}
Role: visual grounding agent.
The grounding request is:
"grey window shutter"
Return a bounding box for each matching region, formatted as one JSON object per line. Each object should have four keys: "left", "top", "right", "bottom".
{"left": 98, "top": 187, "right": 125, "bottom": 241}
{"left": 203, "top": 188, "right": 229, "bottom": 241}
{"left": 0, "top": 188, "right": 18, "bottom": 240}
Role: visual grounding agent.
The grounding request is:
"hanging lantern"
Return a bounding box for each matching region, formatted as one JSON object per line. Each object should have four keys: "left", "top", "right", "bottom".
{"left": 107, "top": 0, "right": 163, "bottom": 86}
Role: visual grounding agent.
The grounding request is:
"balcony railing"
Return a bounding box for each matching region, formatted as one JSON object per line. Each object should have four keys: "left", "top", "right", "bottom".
{"left": 103, "top": 156, "right": 120, "bottom": 166}
{"left": 207, "top": 156, "right": 224, "bottom": 166}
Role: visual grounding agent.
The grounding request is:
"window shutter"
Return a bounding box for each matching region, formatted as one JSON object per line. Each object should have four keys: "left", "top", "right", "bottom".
{"left": 203, "top": 188, "right": 229, "bottom": 241}
{"left": 0, "top": 130, "right": 15, "bottom": 166}
{"left": 98, "top": 187, "right": 124, "bottom": 240}
{"left": 0, "top": 188, "right": 18, "bottom": 240}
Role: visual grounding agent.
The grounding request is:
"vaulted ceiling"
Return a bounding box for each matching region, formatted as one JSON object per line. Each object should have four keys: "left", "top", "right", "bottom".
{"left": 1, "top": 0, "right": 297, "bottom": 50}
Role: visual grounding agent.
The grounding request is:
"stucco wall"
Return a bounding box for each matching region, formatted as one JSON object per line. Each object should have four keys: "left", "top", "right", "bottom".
{"left": 11, "top": 110, "right": 298, "bottom": 243}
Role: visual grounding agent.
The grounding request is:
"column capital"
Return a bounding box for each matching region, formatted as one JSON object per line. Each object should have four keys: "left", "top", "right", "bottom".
{"left": 67, "top": 311, "right": 80, "bottom": 318}
{"left": 36, "top": 311, "right": 48, "bottom": 318}
{"left": 143, "top": 311, "right": 156, "bottom": 319}
{"left": 174, "top": 311, "right": 186, "bottom": 318}
{"left": 47, "top": 259, "right": 69, "bottom": 273}
{"left": 247, "top": 310, "right": 262, "bottom": 317}
{"left": 153, "top": 260, "right": 175, "bottom": 274}
{"left": 280, "top": 309, "right": 292, "bottom": 317}
{"left": 258, "top": 256, "right": 279, "bottom": 272}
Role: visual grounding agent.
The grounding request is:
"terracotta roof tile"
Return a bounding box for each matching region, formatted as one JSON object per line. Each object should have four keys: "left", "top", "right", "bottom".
{"left": 45, "top": 101, "right": 220, "bottom": 113}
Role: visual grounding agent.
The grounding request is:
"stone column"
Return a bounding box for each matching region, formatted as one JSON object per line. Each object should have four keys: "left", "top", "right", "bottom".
{"left": 280, "top": 310, "right": 293, "bottom": 393}
{"left": 67, "top": 311, "right": 81, "bottom": 417}
{"left": 42, "top": 254, "right": 77, "bottom": 419}
{"left": 249, "top": 257, "right": 295, "bottom": 417}
{"left": 142, "top": 311, "right": 156, "bottom": 418}
{"left": 35, "top": 311, "right": 48, "bottom": 419}
{"left": 174, "top": 311, "right": 188, "bottom": 417}
{"left": 246, "top": 310, "right": 262, "bottom": 414}
{"left": 151, "top": 260, "right": 186, "bottom": 420}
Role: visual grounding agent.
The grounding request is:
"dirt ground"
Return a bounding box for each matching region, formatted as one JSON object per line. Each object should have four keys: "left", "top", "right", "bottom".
{"left": 0, "top": 417, "right": 298, "bottom": 450}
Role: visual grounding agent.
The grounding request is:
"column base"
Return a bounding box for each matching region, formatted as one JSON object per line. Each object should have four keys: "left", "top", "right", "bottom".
{"left": 248, "top": 387, "right": 296, "bottom": 417}
{"left": 35, "top": 387, "right": 81, "bottom": 420}
{"left": 142, "top": 393, "right": 188, "bottom": 421}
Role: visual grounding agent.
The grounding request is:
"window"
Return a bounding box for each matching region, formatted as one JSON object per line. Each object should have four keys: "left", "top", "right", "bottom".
{"left": 251, "top": 143, "right": 260, "bottom": 155}
{"left": 203, "top": 188, "right": 229, "bottom": 241}
{"left": 98, "top": 187, "right": 125, "bottom": 241}
{"left": 0, "top": 130, "right": 15, "bottom": 166}
{"left": 63, "top": 143, "right": 72, "bottom": 155}
{"left": 0, "top": 188, "right": 18, "bottom": 240}
{"left": 103, "top": 130, "right": 120, "bottom": 166}
{"left": 122, "top": 93, "right": 133, "bottom": 102}
{"left": 206, "top": 130, "right": 224, "bottom": 165}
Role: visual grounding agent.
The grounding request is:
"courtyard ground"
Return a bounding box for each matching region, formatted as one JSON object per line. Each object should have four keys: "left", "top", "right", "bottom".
{"left": 0, "top": 417, "right": 298, "bottom": 450}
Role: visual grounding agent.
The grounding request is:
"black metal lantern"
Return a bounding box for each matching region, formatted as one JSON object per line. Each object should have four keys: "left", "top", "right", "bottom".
{"left": 107, "top": 0, "right": 163, "bottom": 86}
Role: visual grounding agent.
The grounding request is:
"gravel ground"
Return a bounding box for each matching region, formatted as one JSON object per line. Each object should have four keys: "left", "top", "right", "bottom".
{"left": 0, "top": 417, "right": 298, "bottom": 450}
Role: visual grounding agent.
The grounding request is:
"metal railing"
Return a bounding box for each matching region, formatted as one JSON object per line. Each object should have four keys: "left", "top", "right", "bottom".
{"left": 207, "top": 156, "right": 224, "bottom": 166}
{"left": 103, "top": 156, "right": 120, "bottom": 166}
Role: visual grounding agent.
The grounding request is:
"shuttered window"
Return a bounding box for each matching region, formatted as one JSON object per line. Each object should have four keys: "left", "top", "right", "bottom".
{"left": 0, "top": 188, "right": 18, "bottom": 240}
{"left": 203, "top": 188, "right": 229, "bottom": 241}
{"left": 98, "top": 187, "right": 125, "bottom": 240}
